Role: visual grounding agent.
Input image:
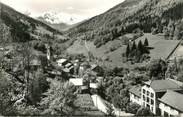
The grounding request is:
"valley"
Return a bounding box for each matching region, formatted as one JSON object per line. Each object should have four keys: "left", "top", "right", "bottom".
{"left": 1, "top": 0, "right": 183, "bottom": 116}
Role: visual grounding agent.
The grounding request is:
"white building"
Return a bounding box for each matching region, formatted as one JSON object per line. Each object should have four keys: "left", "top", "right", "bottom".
{"left": 69, "top": 78, "right": 83, "bottom": 86}
{"left": 129, "top": 79, "right": 183, "bottom": 115}
{"left": 129, "top": 86, "right": 142, "bottom": 105}
{"left": 57, "top": 59, "right": 68, "bottom": 67}
{"left": 90, "top": 83, "right": 99, "bottom": 89}
{"left": 159, "top": 90, "right": 183, "bottom": 117}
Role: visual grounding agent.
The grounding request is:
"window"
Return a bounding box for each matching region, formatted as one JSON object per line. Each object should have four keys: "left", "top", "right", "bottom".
{"left": 164, "top": 112, "right": 169, "bottom": 116}
{"left": 170, "top": 107, "right": 174, "bottom": 112}
{"left": 147, "top": 97, "right": 150, "bottom": 103}
{"left": 143, "top": 89, "right": 146, "bottom": 94}
{"left": 147, "top": 91, "right": 150, "bottom": 96}
{"left": 151, "top": 93, "right": 154, "bottom": 98}
{"left": 151, "top": 99, "right": 154, "bottom": 105}
{"left": 143, "top": 95, "right": 145, "bottom": 101}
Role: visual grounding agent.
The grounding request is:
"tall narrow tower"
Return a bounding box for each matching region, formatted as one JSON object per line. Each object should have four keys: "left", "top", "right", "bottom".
{"left": 45, "top": 44, "right": 52, "bottom": 61}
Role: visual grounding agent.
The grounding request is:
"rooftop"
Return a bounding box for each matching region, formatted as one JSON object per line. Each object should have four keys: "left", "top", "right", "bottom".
{"left": 129, "top": 85, "right": 141, "bottom": 97}
{"left": 30, "top": 59, "right": 41, "bottom": 66}
{"left": 57, "top": 59, "right": 67, "bottom": 64}
{"left": 65, "top": 63, "right": 72, "bottom": 68}
{"left": 91, "top": 64, "right": 98, "bottom": 70}
{"left": 159, "top": 90, "right": 183, "bottom": 112}
{"left": 69, "top": 78, "right": 83, "bottom": 86}
{"left": 144, "top": 79, "right": 183, "bottom": 92}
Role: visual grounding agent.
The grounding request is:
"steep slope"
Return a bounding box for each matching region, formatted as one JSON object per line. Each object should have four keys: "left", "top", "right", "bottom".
{"left": 67, "top": 0, "right": 183, "bottom": 47}
{"left": 67, "top": 0, "right": 144, "bottom": 37}
{"left": 66, "top": 0, "right": 183, "bottom": 68}
{"left": 0, "top": 2, "right": 68, "bottom": 43}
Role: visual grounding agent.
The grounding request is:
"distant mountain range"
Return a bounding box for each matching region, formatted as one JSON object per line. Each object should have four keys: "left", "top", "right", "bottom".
{"left": 37, "top": 11, "right": 88, "bottom": 31}
{"left": 37, "top": 11, "right": 87, "bottom": 25}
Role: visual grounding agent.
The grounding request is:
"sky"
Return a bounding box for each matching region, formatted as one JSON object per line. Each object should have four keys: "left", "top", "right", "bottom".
{"left": 1, "top": 0, "right": 125, "bottom": 18}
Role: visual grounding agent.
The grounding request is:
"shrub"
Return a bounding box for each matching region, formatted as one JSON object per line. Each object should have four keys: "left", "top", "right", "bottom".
{"left": 126, "top": 103, "right": 141, "bottom": 114}
{"left": 136, "top": 107, "right": 153, "bottom": 116}
{"left": 40, "top": 81, "right": 77, "bottom": 115}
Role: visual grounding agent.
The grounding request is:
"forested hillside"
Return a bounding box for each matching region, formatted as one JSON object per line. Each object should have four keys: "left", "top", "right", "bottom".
{"left": 0, "top": 2, "right": 73, "bottom": 56}
{"left": 67, "top": 0, "right": 183, "bottom": 48}
{"left": 0, "top": 2, "right": 66, "bottom": 42}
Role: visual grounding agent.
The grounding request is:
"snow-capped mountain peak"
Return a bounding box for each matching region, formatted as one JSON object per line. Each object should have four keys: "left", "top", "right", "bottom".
{"left": 37, "top": 11, "right": 87, "bottom": 25}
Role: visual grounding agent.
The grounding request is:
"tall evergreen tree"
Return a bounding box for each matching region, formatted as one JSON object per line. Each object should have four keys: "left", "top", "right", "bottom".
{"left": 126, "top": 43, "right": 130, "bottom": 58}
{"left": 138, "top": 40, "right": 143, "bottom": 54}
{"left": 144, "top": 38, "right": 149, "bottom": 46}
{"left": 131, "top": 41, "right": 137, "bottom": 51}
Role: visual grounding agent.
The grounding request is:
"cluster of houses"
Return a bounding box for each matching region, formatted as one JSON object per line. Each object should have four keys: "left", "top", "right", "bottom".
{"left": 24, "top": 44, "right": 104, "bottom": 93}
{"left": 54, "top": 57, "right": 104, "bottom": 92}
{"left": 129, "top": 78, "right": 183, "bottom": 117}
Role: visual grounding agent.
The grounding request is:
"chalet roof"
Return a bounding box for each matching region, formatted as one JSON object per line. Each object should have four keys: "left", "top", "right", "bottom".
{"left": 57, "top": 59, "right": 67, "bottom": 64}
{"left": 144, "top": 79, "right": 182, "bottom": 92}
{"left": 69, "top": 78, "right": 83, "bottom": 86}
{"left": 65, "top": 63, "right": 72, "bottom": 68}
{"left": 91, "top": 64, "right": 98, "bottom": 70}
{"left": 30, "top": 59, "right": 41, "bottom": 66}
{"left": 129, "top": 86, "right": 141, "bottom": 97}
{"left": 159, "top": 90, "right": 183, "bottom": 112}
{"left": 63, "top": 68, "right": 70, "bottom": 73}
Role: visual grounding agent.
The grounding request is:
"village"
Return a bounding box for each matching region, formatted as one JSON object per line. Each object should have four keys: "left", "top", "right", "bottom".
{"left": 1, "top": 0, "right": 183, "bottom": 116}
{"left": 1, "top": 36, "right": 183, "bottom": 116}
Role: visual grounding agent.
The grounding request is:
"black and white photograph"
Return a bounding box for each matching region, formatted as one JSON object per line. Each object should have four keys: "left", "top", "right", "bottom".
{"left": 0, "top": 0, "right": 183, "bottom": 116}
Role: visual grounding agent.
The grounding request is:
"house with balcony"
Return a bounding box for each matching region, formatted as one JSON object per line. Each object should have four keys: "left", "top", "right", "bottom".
{"left": 129, "top": 78, "right": 183, "bottom": 116}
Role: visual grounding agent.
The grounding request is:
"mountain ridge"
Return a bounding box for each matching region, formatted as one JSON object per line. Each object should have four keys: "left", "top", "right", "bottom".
{"left": 37, "top": 11, "right": 87, "bottom": 25}
{"left": 67, "top": 0, "right": 183, "bottom": 46}
{"left": 0, "top": 2, "right": 68, "bottom": 43}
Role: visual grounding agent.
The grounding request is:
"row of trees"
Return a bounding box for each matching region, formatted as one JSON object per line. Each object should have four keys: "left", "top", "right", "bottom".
{"left": 125, "top": 38, "right": 150, "bottom": 63}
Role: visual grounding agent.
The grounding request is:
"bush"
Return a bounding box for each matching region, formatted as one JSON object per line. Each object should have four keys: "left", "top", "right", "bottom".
{"left": 0, "top": 71, "right": 18, "bottom": 115}
{"left": 136, "top": 107, "right": 153, "bottom": 116}
{"left": 126, "top": 103, "right": 141, "bottom": 114}
{"left": 40, "top": 81, "right": 77, "bottom": 115}
{"left": 16, "top": 104, "right": 41, "bottom": 116}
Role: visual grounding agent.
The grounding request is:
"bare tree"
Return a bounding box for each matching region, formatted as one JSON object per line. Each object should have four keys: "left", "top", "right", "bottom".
{"left": 21, "top": 41, "right": 32, "bottom": 96}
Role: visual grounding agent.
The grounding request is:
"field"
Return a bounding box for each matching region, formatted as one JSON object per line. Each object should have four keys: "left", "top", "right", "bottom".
{"left": 135, "top": 33, "right": 180, "bottom": 60}
{"left": 67, "top": 33, "right": 180, "bottom": 68}
{"left": 67, "top": 37, "right": 132, "bottom": 68}
{"left": 171, "top": 43, "right": 183, "bottom": 59}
